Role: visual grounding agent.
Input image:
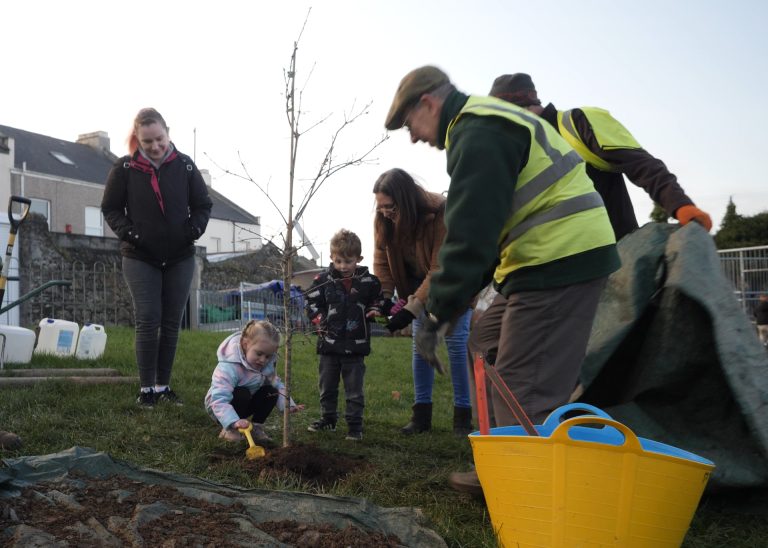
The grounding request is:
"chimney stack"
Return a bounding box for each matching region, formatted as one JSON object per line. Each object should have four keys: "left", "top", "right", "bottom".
{"left": 77, "top": 131, "right": 111, "bottom": 153}
{"left": 200, "top": 168, "right": 212, "bottom": 187}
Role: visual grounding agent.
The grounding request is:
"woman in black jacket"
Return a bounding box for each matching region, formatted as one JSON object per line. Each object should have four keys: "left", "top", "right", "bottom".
{"left": 101, "top": 108, "right": 212, "bottom": 408}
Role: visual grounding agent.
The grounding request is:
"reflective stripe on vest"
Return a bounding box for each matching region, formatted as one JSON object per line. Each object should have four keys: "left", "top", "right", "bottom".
{"left": 502, "top": 191, "right": 604, "bottom": 247}
{"left": 445, "top": 96, "right": 615, "bottom": 280}
{"left": 558, "top": 110, "right": 613, "bottom": 171}
{"left": 557, "top": 108, "right": 642, "bottom": 172}
{"left": 453, "top": 101, "right": 585, "bottom": 218}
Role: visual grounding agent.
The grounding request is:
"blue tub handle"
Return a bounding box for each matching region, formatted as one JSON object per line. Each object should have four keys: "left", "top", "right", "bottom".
{"left": 542, "top": 403, "right": 612, "bottom": 429}
{"left": 551, "top": 416, "right": 643, "bottom": 452}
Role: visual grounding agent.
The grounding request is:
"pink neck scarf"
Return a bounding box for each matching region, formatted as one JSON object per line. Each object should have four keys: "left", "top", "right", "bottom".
{"left": 129, "top": 151, "right": 178, "bottom": 214}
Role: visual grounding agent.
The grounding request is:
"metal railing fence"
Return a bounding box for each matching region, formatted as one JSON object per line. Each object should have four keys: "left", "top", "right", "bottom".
{"left": 18, "top": 260, "right": 132, "bottom": 327}
{"left": 8, "top": 246, "right": 767, "bottom": 330}
{"left": 197, "top": 282, "right": 308, "bottom": 334}
{"left": 717, "top": 245, "right": 768, "bottom": 317}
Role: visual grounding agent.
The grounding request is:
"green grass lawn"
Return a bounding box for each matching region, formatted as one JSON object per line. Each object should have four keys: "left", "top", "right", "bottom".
{"left": 1, "top": 326, "right": 764, "bottom": 547}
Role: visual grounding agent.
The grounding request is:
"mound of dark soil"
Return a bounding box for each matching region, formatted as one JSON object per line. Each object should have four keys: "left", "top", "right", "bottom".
{"left": 210, "top": 441, "right": 368, "bottom": 488}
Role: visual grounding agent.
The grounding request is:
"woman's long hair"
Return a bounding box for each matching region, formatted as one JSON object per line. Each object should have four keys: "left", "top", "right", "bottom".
{"left": 373, "top": 168, "right": 442, "bottom": 249}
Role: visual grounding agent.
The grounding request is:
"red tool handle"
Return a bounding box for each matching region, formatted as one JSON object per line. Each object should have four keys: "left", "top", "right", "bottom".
{"left": 483, "top": 363, "right": 539, "bottom": 436}
{"left": 473, "top": 353, "right": 490, "bottom": 435}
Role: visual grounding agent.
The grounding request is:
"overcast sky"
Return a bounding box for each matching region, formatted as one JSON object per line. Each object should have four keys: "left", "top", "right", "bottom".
{"left": 2, "top": 0, "right": 766, "bottom": 264}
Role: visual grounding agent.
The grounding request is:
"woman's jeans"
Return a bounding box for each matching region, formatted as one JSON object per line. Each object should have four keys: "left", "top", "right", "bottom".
{"left": 122, "top": 256, "right": 195, "bottom": 388}
{"left": 411, "top": 308, "right": 472, "bottom": 407}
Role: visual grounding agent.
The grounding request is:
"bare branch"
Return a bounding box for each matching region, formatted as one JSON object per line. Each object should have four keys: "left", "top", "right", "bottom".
{"left": 294, "top": 102, "right": 389, "bottom": 221}
{"left": 298, "top": 110, "right": 332, "bottom": 136}
{"left": 204, "top": 152, "right": 287, "bottom": 226}
{"left": 296, "top": 7, "right": 311, "bottom": 44}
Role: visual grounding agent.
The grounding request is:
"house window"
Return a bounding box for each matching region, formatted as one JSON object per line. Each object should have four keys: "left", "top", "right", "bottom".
{"left": 29, "top": 198, "right": 50, "bottom": 228}
{"left": 85, "top": 207, "right": 103, "bottom": 236}
{"left": 211, "top": 237, "right": 221, "bottom": 252}
{"left": 50, "top": 151, "right": 76, "bottom": 165}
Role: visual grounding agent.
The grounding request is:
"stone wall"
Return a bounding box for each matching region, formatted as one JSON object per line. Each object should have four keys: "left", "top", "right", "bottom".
{"left": 16, "top": 214, "right": 134, "bottom": 328}
{"left": 202, "top": 242, "right": 318, "bottom": 291}
{"left": 13, "top": 214, "right": 316, "bottom": 328}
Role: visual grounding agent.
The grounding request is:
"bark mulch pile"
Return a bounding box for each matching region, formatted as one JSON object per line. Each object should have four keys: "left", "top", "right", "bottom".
{"left": 1, "top": 443, "right": 403, "bottom": 547}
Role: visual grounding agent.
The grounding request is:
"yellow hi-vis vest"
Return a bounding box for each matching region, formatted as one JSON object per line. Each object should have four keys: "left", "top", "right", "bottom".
{"left": 445, "top": 97, "right": 616, "bottom": 285}
{"left": 557, "top": 107, "right": 642, "bottom": 172}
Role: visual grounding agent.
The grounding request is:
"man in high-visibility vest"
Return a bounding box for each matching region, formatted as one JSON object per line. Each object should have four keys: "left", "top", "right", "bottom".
{"left": 470, "top": 74, "right": 716, "bottom": 442}
{"left": 489, "top": 73, "right": 712, "bottom": 240}
{"left": 385, "top": 66, "right": 621, "bottom": 496}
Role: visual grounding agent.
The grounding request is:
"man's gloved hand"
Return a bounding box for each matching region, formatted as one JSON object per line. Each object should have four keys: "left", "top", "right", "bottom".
{"left": 414, "top": 314, "right": 447, "bottom": 375}
{"left": 389, "top": 298, "right": 407, "bottom": 316}
{"left": 381, "top": 298, "right": 404, "bottom": 316}
{"left": 385, "top": 308, "right": 415, "bottom": 332}
{"left": 676, "top": 205, "right": 712, "bottom": 231}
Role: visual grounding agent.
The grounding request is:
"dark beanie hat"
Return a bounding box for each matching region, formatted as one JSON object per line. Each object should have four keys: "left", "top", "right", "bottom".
{"left": 489, "top": 73, "right": 541, "bottom": 107}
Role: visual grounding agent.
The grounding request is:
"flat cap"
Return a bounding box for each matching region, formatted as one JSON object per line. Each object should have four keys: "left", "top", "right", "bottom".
{"left": 385, "top": 66, "right": 449, "bottom": 130}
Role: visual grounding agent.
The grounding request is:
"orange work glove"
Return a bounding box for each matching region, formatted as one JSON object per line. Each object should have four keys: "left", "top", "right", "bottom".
{"left": 676, "top": 205, "right": 712, "bottom": 232}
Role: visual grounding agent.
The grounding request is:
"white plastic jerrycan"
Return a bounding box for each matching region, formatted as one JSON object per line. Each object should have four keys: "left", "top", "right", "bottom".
{"left": 34, "top": 318, "right": 80, "bottom": 357}
{"left": 75, "top": 323, "right": 108, "bottom": 360}
{"left": 0, "top": 325, "right": 36, "bottom": 365}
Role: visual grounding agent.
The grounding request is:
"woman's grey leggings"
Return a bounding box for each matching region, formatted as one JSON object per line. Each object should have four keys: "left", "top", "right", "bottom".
{"left": 122, "top": 256, "right": 195, "bottom": 388}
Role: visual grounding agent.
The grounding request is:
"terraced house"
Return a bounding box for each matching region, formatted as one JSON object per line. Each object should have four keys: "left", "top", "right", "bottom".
{"left": 0, "top": 124, "right": 263, "bottom": 324}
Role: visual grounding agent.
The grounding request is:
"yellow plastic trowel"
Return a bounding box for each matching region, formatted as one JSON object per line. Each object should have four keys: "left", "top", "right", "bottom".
{"left": 238, "top": 423, "right": 266, "bottom": 460}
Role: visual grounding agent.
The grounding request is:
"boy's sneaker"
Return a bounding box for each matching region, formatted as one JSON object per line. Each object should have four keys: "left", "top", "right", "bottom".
{"left": 345, "top": 431, "right": 363, "bottom": 441}
{"left": 307, "top": 418, "right": 336, "bottom": 432}
{"left": 136, "top": 390, "right": 156, "bottom": 409}
{"left": 156, "top": 388, "right": 184, "bottom": 406}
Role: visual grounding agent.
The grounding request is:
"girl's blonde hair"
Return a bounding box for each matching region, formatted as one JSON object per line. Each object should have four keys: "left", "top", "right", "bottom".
{"left": 240, "top": 319, "right": 281, "bottom": 347}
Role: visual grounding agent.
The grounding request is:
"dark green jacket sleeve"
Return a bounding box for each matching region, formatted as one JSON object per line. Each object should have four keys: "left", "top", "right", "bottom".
{"left": 428, "top": 97, "right": 531, "bottom": 323}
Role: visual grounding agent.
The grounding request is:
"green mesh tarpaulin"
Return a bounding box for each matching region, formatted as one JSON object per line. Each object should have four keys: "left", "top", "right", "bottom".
{"left": 580, "top": 222, "right": 768, "bottom": 490}
{"left": 1, "top": 446, "right": 447, "bottom": 547}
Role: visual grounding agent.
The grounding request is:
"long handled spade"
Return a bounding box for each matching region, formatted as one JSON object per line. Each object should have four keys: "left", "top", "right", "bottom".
{"left": 238, "top": 423, "right": 266, "bottom": 460}
{"left": 0, "top": 196, "right": 31, "bottom": 305}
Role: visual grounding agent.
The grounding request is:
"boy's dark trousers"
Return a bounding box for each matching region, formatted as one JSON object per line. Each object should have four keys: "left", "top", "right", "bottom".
{"left": 231, "top": 385, "right": 278, "bottom": 423}
{"left": 318, "top": 354, "right": 366, "bottom": 433}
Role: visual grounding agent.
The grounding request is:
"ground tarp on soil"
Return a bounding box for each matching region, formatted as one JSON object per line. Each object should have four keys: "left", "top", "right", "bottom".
{"left": 0, "top": 446, "right": 447, "bottom": 547}
{"left": 580, "top": 222, "right": 768, "bottom": 491}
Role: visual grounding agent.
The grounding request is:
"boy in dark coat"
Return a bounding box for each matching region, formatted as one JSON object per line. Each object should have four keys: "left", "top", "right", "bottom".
{"left": 305, "top": 229, "right": 384, "bottom": 441}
